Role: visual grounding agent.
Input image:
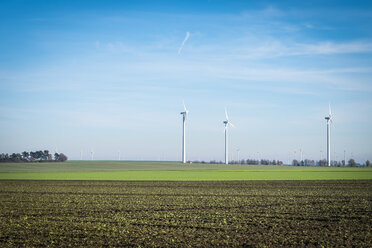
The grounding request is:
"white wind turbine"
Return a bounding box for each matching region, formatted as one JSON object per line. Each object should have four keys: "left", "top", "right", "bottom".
{"left": 325, "top": 104, "right": 333, "bottom": 166}
{"left": 223, "top": 108, "right": 235, "bottom": 165}
{"left": 180, "top": 102, "right": 189, "bottom": 163}
{"left": 90, "top": 149, "right": 94, "bottom": 161}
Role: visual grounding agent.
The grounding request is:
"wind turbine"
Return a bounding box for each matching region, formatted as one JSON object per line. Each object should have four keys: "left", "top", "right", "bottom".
{"left": 223, "top": 108, "right": 235, "bottom": 165}
{"left": 180, "top": 102, "right": 189, "bottom": 163}
{"left": 325, "top": 104, "right": 333, "bottom": 166}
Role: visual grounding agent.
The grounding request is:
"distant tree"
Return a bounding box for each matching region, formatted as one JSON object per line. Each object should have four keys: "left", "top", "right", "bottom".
{"left": 0, "top": 153, "right": 10, "bottom": 162}
{"left": 22, "top": 151, "right": 29, "bottom": 161}
{"left": 317, "top": 159, "right": 327, "bottom": 166}
{"left": 54, "top": 153, "right": 60, "bottom": 161}
{"left": 348, "top": 159, "right": 356, "bottom": 167}
{"left": 261, "top": 159, "right": 269, "bottom": 165}
{"left": 33, "top": 151, "right": 42, "bottom": 161}
{"left": 58, "top": 153, "right": 68, "bottom": 162}
{"left": 43, "top": 150, "right": 49, "bottom": 160}
{"left": 30, "top": 151, "right": 35, "bottom": 160}
{"left": 10, "top": 153, "right": 22, "bottom": 162}
{"left": 366, "top": 160, "right": 370, "bottom": 167}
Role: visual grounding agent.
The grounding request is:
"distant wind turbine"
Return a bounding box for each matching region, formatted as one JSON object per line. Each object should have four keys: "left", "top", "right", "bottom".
{"left": 325, "top": 104, "right": 333, "bottom": 166}
{"left": 223, "top": 108, "right": 235, "bottom": 165}
{"left": 180, "top": 102, "right": 189, "bottom": 163}
{"left": 344, "top": 150, "right": 346, "bottom": 166}
{"left": 91, "top": 149, "right": 94, "bottom": 161}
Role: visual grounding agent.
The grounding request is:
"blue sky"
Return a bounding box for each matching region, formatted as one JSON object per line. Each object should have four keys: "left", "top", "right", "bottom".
{"left": 1, "top": 0, "right": 371, "bottom": 163}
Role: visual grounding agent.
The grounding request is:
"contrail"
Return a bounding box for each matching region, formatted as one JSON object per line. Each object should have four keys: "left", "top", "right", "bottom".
{"left": 178, "top": 32, "right": 190, "bottom": 55}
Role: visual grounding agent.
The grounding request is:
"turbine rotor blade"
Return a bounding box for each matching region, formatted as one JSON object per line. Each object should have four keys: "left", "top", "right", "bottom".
{"left": 229, "top": 122, "right": 236, "bottom": 128}
{"left": 225, "top": 108, "right": 229, "bottom": 120}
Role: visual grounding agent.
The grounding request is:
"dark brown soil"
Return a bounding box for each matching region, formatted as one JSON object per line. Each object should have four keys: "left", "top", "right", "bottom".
{"left": 0, "top": 180, "right": 371, "bottom": 247}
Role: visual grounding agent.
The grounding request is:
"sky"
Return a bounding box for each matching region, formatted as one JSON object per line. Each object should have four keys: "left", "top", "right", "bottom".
{"left": 0, "top": 0, "right": 372, "bottom": 163}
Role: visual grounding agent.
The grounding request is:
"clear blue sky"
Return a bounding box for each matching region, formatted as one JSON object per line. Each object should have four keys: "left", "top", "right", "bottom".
{"left": 1, "top": 0, "right": 371, "bottom": 163}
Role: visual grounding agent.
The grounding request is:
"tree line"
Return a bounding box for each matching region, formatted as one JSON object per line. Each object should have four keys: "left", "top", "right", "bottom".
{"left": 194, "top": 159, "right": 284, "bottom": 165}
{"left": 292, "top": 158, "right": 370, "bottom": 167}
{"left": 188, "top": 158, "right": 370, "bottom": 167}
{"left": 0, "top": 150, "right": 68, "bottom": 163}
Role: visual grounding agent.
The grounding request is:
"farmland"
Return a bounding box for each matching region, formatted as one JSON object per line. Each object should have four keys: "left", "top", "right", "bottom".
{"left": 0, "top": 180, "right": 371, "bottom": 247}
{"left": 1, "top": 161, "right": 372, "bottom": 180}
{"left": 0, "top": 162, "right": 371, "bottom": 247}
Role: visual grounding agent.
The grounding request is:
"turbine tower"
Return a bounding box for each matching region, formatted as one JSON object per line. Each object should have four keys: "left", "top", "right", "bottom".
{"left": 325, "top": 104, "right": 333, "bottom": 166}
{"left": 180, "top": 102, "right": 189, "bottom": 163}
{"left": 223, "top": 108, "right": 235, "bottom": 165}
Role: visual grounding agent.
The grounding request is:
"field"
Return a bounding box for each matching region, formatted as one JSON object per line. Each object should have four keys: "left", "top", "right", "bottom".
{"left": 0, "top": 180, "right": 371, "bottom": 247}
{"left": 0, "top": 161, "right": 372, "bottom": 180}
{"left": 0, "top": 162, "right": 371, "bottom": 247}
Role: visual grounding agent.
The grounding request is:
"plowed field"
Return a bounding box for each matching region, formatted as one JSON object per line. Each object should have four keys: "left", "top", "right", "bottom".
{"left": 0, "top": 180, "right": 371, "bottom": 247}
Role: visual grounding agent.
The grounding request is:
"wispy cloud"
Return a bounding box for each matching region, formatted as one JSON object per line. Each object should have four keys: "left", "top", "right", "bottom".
{"left": 178, "top": 32, "right": 190, "bottom": 55}
{"left": 233, "top": 40, "right": 372, "bottom": 59}
{"left": 300, "top": 41, "right": 372, "bottom": 55}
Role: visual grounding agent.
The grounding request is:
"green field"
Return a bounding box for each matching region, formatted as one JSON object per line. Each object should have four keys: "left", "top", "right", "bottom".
{"left": 0, "top": 161, "right": 371, "bottom": 180}
{"left": 1, "top": 162, "right": 371, "bottom": 247}
{"left": 1, "top": 180, "right": 371, "bottom": 247}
